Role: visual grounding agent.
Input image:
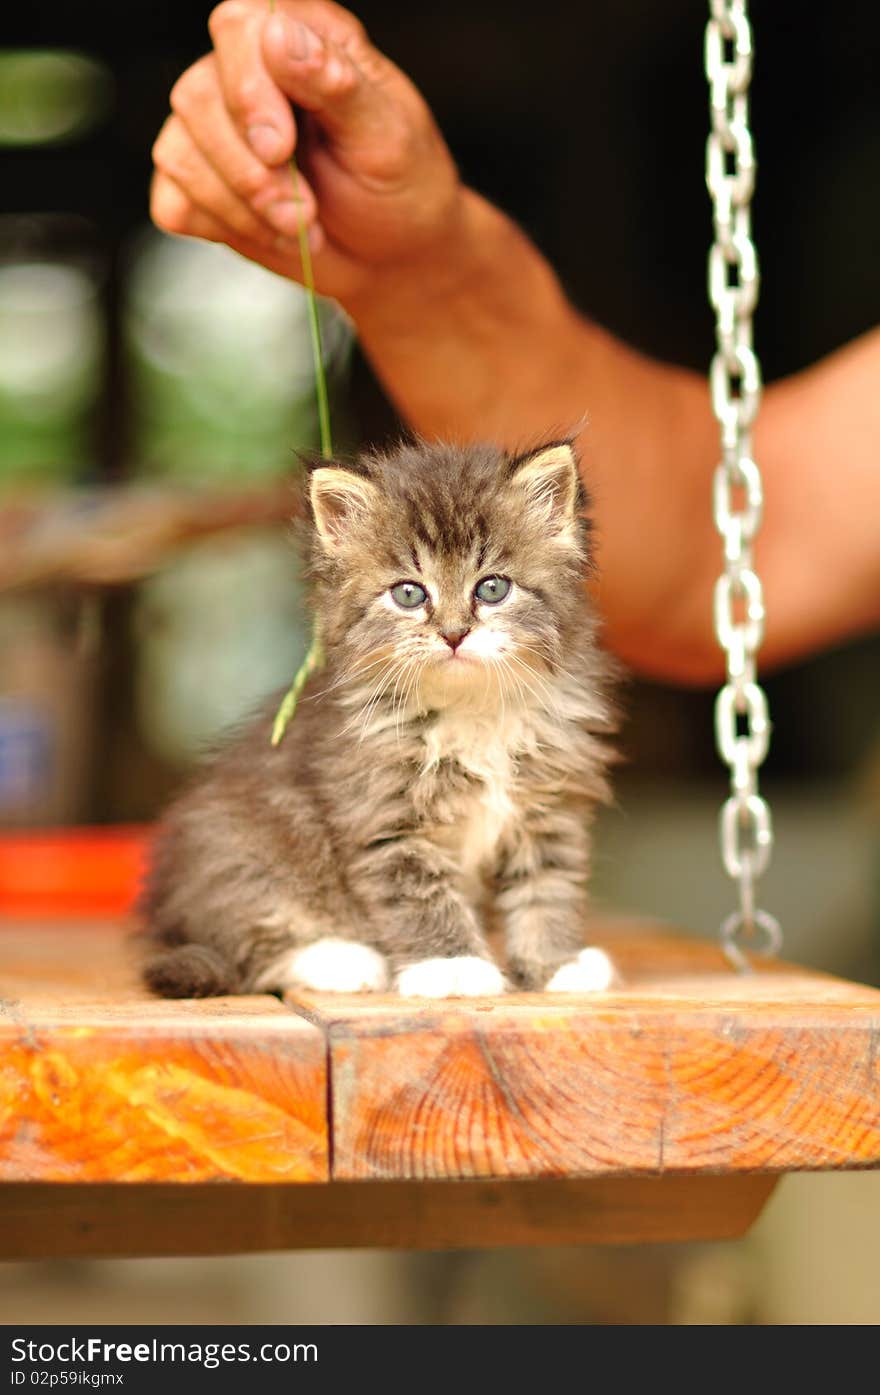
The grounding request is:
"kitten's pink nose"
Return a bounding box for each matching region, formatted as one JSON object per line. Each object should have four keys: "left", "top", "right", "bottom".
{"left": 441, "top": 628, "right": 471, "bottom": 652}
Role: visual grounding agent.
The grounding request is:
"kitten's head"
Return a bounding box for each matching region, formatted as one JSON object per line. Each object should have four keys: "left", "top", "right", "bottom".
{"left": 305, "top": 438, "right": 595, "bottom": 712}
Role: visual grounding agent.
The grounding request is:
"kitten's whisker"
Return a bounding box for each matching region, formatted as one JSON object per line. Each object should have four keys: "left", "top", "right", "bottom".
{"left": 400, "top": 654, "right": 424, "bottom": 717}
{"left": 517, "top": 671, "right": 562, "bottom": 721}
{"left": 495, "top": 657, "right": 557, "bottom": 755}
{"left": 512, "top": 641, "right": 556, "bottom": 674}
{"left": 492, "top": 653, "right": 521, "bottom": 709}
{"left": 351, "top": 649, "right": 423, "bottom": 744}
{"left": 347, "top": 659, "right": 395, "bottom": 710}
{"left": 510, "top": 642, "right": 566, "bottom": 692}
{"left": 493, "top": 650, "right": 508, "bottom": 728}
{"left": 393, "top": 658, "right": 423, "bottom": 744}
{"left": 514, "top": 643, "right": 582, "bottom": 700}
{"left": 498, "top": 654, "right": 560, "bottom": 732}
{"left": 339, "top": 658, "right": 402, "bottom": 739}
{"left": 389, "top": 657, "right": 416, "bottom": 743}
{"left": 497, "top": 655, "right": 530, "bottom": 717}
{"left": 300, "top": 651, "right": 398, "bottom": 707}
{"left": 507, "top": 651, "right": 565, "bottom": 717}
{"left": 357, "top": 668, "right": 405, "bottom": 739}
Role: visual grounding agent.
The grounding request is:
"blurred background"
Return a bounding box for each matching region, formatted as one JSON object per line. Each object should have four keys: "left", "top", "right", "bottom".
{"left": 1, "top": 0, "right": 879, "bottom": 1324}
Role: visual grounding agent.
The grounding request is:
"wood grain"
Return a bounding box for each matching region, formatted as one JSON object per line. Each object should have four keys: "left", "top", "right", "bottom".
{"left": 290, "top": 931, "right": 880, "bottom": 1181}
{"left": 2, "top": 918, "right": 879, "bottom": 1256}
{"left": 0, "top": 1174, "right": 777, "bottom": 1258}
{"left": 0, "top": 924, "right": 328, "bottom": 1183}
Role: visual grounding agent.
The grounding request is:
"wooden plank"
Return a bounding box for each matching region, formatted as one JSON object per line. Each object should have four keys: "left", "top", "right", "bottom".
{"left": 0, "top": 1174, "right": 778, "bottom": 1258}
{"left": 0, "top": 925, "right": 328, "bottom": 1183}
{"left": 290, "top": 930, "right": 880, "bottom": 1181}
{"left": 3, "top": 913, "right": 877, "bottom": 1268}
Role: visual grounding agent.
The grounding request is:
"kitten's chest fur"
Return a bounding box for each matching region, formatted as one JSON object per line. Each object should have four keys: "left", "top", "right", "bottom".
{"left": 413, "top": 707, "right": 537, "bottom": 882}
{"left": 401, "top": 668, "right": 608, "bottom": 886}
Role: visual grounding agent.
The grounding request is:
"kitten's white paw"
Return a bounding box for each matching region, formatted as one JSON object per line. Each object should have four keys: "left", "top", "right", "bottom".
{"left": 259, "top": 938, "right": 389, "bottom": 993}
{"left": 397, "top": 955, "right": 505, "bottom": 999}
{"left": 545, "top": 947, "right": 616, "bottom": 993}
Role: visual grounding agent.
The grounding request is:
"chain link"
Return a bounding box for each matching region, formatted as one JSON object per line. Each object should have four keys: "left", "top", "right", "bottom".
{"left": 705, "top": 0, "right": 780, "bottom": 969}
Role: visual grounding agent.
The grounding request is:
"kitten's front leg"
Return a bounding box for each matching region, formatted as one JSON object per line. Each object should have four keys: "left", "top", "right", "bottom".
{"left": 356, "top": 835, "right": 505, "bottom": 998}
{"left": 498, "top": 810, "right": 615, "bottom": 992}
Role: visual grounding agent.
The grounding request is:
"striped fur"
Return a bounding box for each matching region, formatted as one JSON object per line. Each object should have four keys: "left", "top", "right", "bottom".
{"left": 140, "top": 438, "right": 618, "bottom": 997}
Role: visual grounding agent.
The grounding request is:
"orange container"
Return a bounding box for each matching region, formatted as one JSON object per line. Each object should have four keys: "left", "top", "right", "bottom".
{"left": 0, "top": 825, "right": 151, "bottom": 918}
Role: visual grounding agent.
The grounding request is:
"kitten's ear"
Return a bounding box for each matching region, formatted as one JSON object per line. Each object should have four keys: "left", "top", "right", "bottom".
{"left": 309, "top": 465, "right": 378, "bottom": 549}
{"left": 510, "top": 441, "right": 580, "bottom": 533}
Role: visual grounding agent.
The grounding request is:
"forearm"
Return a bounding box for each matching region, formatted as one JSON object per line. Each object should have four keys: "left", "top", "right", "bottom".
{"left": 349, "top": 192, "right": 880, "bottom": 684}
{"left": 348, "top": 189, "right": 721, "bottom": 679}
{"left": 158, "top": 2, "right": 878, "bottom": 682}
{"left": 755, "top": 329, "right": 880, "bottom": 672}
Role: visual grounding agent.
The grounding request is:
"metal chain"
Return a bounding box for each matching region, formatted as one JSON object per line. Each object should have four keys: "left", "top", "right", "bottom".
{"left": 705, "top": 0, "right": 781, "bottom": 970}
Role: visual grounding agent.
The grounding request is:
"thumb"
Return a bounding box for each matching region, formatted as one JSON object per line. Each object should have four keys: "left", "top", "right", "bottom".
{"left": 262, "top": 8, "right": 410, "bottom": 153}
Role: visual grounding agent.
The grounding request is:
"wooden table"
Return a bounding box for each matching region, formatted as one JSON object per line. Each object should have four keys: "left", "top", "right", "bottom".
{"left": 2, "top": 920, "right": 879, "bottom": 1258}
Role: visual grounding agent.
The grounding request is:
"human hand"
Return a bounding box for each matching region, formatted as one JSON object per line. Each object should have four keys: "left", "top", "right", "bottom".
{"left": 150, "top": 0, "right": 464, "bottom": 308}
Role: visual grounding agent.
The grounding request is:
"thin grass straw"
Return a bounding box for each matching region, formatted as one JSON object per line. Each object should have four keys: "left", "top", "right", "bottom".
{"left": 269, "top": 0, "right": 330, "bottom": 746}
{"left": 288, "top": 157, "right": 333, "bottom": 459}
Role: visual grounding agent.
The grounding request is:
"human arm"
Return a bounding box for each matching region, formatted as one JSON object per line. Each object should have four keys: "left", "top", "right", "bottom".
{"left": 150, "top": 0, "right": 880, "bottom": 683}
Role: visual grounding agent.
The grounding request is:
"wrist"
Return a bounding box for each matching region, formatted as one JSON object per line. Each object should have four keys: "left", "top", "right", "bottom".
{"left": 342, "top": 186, "right": 499, "bottom": 327}
{"left": 343, "top": 188, "right": 583, "bottom": 441}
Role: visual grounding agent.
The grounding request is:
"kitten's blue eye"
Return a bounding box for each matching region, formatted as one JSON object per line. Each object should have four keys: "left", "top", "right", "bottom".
{"left": 474, "top": 575, "right": 511, "bottom": 605}
{"left": 390, "top": 581, "right": 428, "bottom": 610}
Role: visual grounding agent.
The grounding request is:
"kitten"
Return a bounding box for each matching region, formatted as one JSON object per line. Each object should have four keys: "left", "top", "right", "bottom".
{"left": 139, "top": 438, "right": 618, "bottom": 999}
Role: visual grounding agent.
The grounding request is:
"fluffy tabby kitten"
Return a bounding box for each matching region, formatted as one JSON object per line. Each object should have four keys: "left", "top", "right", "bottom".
{"left": 140, "top": 438, "right": 618, "bottom": 999}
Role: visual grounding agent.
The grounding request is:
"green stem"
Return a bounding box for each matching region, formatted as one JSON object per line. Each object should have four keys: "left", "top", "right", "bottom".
{"left": 270, "top": 627, "right": 325, "bottom": 746}
{"left": 268, "top": 0, "right": 331, "bottom": 745}
{"left": 288, "top": 154, "right": 333, "bottom": 461}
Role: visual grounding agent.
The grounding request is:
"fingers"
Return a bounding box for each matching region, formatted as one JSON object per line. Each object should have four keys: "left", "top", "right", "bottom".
{"left": 153, "top": 117, "right": 283, "bottom": 247}
{"left": 209, "top": 1, "right": 411, "bottom": 173}
{"left": 152, "top": 0, "right": 453, "bottom": 301}
{"left": 151, "top": 169, "right": 327, "bottom": 278}
{"left": 164, "top": 56, "right": 319, "bottom": 242}
{"left": 260, "top": 11, "right": 390, "bottom": 138}
{"left": 207, "top": 1, "right": 297, "bottom": 164}
{"left": 151, "top": 170, "right": 249, "bottom": 246}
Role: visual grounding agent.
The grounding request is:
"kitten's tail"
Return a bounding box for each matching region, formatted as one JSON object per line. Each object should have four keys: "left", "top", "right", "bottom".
{"left": 142, "top": 944, "right": 237, "bottom": 998}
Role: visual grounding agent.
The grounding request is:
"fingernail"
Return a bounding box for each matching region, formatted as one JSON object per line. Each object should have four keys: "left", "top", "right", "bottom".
{"left": 288, "top": 22, "right": 323, "bottom": 61}
{"left": 247, "top": 124, "right": 284, "bottom": 164}
{"left": 265, "top": 199, "right": 308, "bottom": 237}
